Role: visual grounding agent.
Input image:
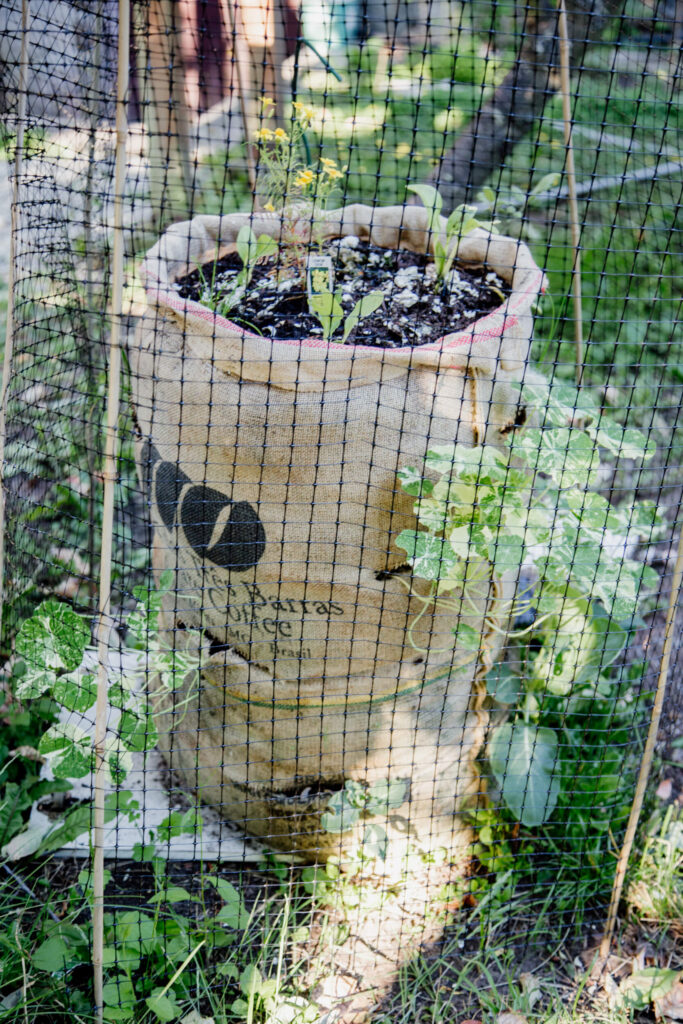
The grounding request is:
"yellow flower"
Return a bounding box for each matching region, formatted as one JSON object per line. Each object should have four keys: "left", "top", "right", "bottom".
{"left": 320, "top": 157, "right": 337, "bottom": 169}
{"left": 292, "top": 101, "right": 314, "bottom": 121}
{"left": 323, "top": 164, "right": 343, "bottom": 180}
{"left": 294, "top": 169, "right": 315, "bottom": 188}
{"left": 259, "top": 96, "right": 274, "bottom": 108}
{"left": 264, "top": 202, "right": 275, "bottom": 212}
{"left": 254, "top": 127, "right": 274, "bottom": 142}
{"left": 274, "top": 127, "right": 288, "bottom": 141}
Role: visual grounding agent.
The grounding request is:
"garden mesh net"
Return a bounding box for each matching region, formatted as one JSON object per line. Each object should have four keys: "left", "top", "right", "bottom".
{"left": 0, "top": 0, "right": 682, "bottom": 1020}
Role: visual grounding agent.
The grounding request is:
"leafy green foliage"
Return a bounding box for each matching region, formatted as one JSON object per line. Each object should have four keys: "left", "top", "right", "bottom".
{"left": 406, "top": 183, "right": 496, "bottom": 284}
{"left": 320, "top": 778, "right": 408, "bottom": 861}
{"left": 308, "top": 288, "right": 384, "bottom": 342}
{"left": 397, "top": 380, "right": 662, "bottom": 830}
{"left": 199, "top": 225, "right": 278, "bottom": 317}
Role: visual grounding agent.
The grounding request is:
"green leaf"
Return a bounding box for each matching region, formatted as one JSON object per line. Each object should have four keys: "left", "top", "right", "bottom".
{"left": 586, "top": 420, "right": 655, "bottom": 461}
{"left": 146, "top": 989, "right": 181, "bottom": 1022}
{"left": 397, "top": 466, "right": 431, "bottom": 497}
{"left": 206, "top": 877, "right": 249, "bottom": 929}
{"left": 320, "top": 806, "right": 360, "bottom": 833}
{"left": 15, "top": 598, "right": 90, "bottom": 674}
{"left": 455, "top": 623, "right": 481, "bottom": 652}
{"left": 488, "top": 723, "right": 560, "bottom": 827}
{"left": 240, "top": 965, "right": 263, "bottom": 997}
{"left": 308, "top": 290, "right": 344, "bottom": 341}
{"left": 148, "top": 886, "right": 196, "bottom": 905}
{"left": 395, "top": 530, "right": 456, "bottom": 581}
{"left": 102, "top": 976, "right": 136, "bottom": 1008}
{"left": 365, "top": 778, "right": 408, "bottom": 813}
{"left": 616, "top": 968, "right": 680, "bottom": 1010}
{"left": 31, "top": 935, "right": 74, "bottom": 972}
{"left": 510, "top": 428, "right": 599, "bottom": 489}
{"left": 361, "top": 823, "right": 389, "bottom": 860}
{"left": 485, "top": 664, "right": 522, "bottom": 705}
{"left": 51, "top": 670, "right": 97, "bottom": 713}
{"left": 119, "top": 706, "right": 156, "bottom": 754}
{"left": 488, "top": 533, "right": 525, "bottom": 577}
{"left": 407, "top": 183, "right": 443, "bottom": 236}
{"left": 38, "top": 722, "right": 93, "bottom": 779}
{"left": 341, "top": 290, "right": 385, "bottom": 343}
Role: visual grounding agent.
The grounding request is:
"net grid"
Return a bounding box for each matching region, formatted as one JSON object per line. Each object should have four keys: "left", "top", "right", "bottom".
{"left": 0, "top": 0, "right": 681, "bottom": 1021}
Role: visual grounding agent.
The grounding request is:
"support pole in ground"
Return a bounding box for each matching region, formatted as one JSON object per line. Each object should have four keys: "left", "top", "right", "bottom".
{"left": 0, "top": 0, "right": 29, "bottom": 646}
{"left": 599, "top": 520, "right": 683, "bottom": 961}
{"left": 557, "top": 0, "right": 584, "bottom": 386}
{"left": 92, "top": 0, "right": 129, "bottom": 1018}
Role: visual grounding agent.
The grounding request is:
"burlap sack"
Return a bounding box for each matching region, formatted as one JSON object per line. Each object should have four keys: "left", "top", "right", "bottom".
{"left": 131, "top": 204, "right": 546, "bottom": 862}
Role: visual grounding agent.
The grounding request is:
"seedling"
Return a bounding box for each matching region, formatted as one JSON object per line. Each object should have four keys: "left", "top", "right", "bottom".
{"left": 308, "top": 288, "right": 385, "bottom": 343}
{"left": 199, "top": 224, "right": 278, "bottom": 317}
{"left": 407, "top": 182, "right": 497, "bottom": 286}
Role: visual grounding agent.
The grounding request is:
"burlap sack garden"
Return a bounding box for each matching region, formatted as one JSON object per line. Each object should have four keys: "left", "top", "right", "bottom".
{"left": 130, "top": 203, "right": 546, "bottom": 862}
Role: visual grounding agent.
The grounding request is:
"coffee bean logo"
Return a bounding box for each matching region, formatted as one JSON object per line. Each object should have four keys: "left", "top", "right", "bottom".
{"left": 180, "top": 485, "right": 266, "bottom": 572}
{"left": 141, "top": 443, "right": 266, "bottom": 572}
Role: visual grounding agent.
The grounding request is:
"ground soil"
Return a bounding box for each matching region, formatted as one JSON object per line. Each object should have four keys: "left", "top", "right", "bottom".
{"left": 175, "top": 238, "right": 510, "bottom": 348}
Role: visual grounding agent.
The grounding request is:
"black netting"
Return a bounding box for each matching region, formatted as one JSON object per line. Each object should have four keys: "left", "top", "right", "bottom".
{"left": 0, "top": 0, "right": 681, "bottom": 1020}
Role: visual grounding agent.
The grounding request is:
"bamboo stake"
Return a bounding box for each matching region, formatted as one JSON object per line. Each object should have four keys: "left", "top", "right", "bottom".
{"left": 219, "top": 0, "right": 258, "bottom": 193}
{"left": 599, "top": 519, "right": 683, "bottom": 961}
{"left": 92, "top": 1, "right": 129, "bottom": 1018}
{"left": 557, "top": 0, "right": 584, "bottom": 386}
{"left": 0, "top": 0, "right": 29, "bottom": 646}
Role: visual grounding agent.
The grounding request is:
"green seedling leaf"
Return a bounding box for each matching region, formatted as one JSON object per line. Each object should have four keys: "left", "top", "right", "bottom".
{"left": 309, "top": 289, "right": 344, "bottom": 341}
{"left": 488, "top": 723, "right": 560, "bottom": 827}
{"left": 361, "top": 822, "right": 389, "bottom": 860}
{"left": 206, "top": 876, "right": 249, "bottom": 929}
{"left": 407, "top": 183, "right": 443, "bottom": 235}
{"left": 396, "top": 466, "right": 432, "bottom": 497}
{"left": 341, "top": 290, "right": 384, "bottom": 343}
{"left": 320, "top": 806, "right": 360, "bottom": 833}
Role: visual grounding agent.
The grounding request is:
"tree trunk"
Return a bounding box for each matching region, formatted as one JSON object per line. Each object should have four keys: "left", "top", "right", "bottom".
{"left": 428, "top": 0, "right": 617, "bottom": 211}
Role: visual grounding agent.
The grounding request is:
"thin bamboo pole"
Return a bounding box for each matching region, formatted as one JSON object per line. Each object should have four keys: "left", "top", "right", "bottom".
{"left": 92, "top": 0, "right": 129, "bottom": 1018}
{"left": 0, "top": 0, "right": 30, "bottom": 646}
{"left": 557, "top": 0, "right": 584, "bottom": 386}
{"left": 599, "top": 520, "right": 683, "bottom": 961}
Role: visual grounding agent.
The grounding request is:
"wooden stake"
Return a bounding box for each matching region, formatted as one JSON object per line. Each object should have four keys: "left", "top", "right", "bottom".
{"left": 92, "top": 1, "right": 129, "bottom": 1018}
{"left": 557, "top": 0, "right": 584, "bottom": 386}
{"left": 599, "top": 520, "right": 683, "bottom": 961}
{"left": 0, "top": 0, "right": 30, "bottom": 646}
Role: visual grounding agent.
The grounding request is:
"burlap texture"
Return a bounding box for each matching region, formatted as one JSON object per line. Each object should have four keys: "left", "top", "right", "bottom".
{"left": 131, "top": 203, "right": 546, "bottom": 861}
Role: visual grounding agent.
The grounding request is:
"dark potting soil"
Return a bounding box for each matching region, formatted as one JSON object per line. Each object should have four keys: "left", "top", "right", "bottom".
{"left": 175, "top": 238, "right": 510, "bottom": 348}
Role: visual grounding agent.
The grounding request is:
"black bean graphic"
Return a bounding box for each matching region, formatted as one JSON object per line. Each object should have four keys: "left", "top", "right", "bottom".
{"left": 155, "top": 461, "right": 191, "bottom": 530}
{"left": 180, "top": 485, "right": 266, "bottom": 571}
